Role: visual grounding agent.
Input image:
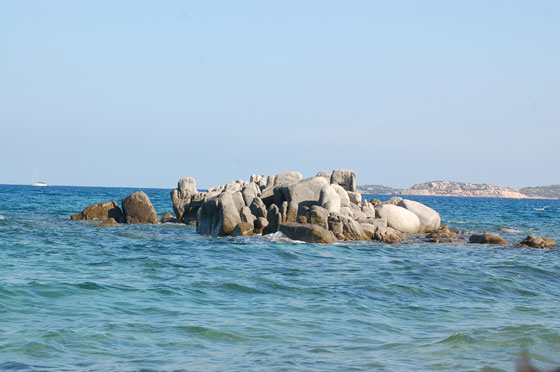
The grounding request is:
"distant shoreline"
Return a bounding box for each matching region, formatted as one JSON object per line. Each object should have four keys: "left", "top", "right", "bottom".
{"left": 358, "top": 181, "right": 560, "bottom": 200}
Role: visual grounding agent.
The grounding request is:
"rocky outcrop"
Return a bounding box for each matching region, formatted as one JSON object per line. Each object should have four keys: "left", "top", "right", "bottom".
{"left": 469, "top": 233, "right": 508, "bottom": 245}
{"left": 71, "top": 201, "right": 124, "bottom": 222}
{"left": 518, "top": 235, "right": 556, "bottom": 249}
{"left": 174, "top": 170, "right": 444, "bottom": 243}
{"left": 122, "top": 191, "right": 159, "bottom": 224}
{"left": 279, "top": 223, "right": 336, "bottom": 244}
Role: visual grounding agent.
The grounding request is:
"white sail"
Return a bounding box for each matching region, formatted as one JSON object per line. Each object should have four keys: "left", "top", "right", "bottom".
{"left": 32, "top": 170, "right": 47, "bottom": 187}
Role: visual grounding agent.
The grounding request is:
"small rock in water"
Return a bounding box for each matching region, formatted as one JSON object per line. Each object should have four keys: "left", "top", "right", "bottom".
{"left": 518, "top": 235, "right": 556, "bottom": 249}
{"left": 161, "top": 213, "right": 176, "bottom": 223}
{"left": 425, "top": 225, "right": 461, "bottom": 243}
{"left": 71, "top": 201, "right": 124, "bottom": 222}
{"left": 97, "top": 218, "right": 119, "bottom": 227}
{"left": 468, "top": 232, "right": 508, "bottom": 245}
{"left": 232, "top": 222, "right": 254, "bottom": 237}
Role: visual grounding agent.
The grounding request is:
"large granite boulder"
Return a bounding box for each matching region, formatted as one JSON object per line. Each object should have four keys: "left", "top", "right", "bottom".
{"left": 374, "top": 226, "right": 403, "bottom": 243}
{"left": 384, "top": 196, "right": 403, "bottom": 206}
{"left": 397, "top": 199, "right": 441, "bottom": 232}
{"left": 254, "top": 217, "right": 268, "bottom": 235}
{"left": 121, "top": 192, "right": 159, "bottom": 224}
{"left": 309, "top": 205, "right": 329, "bottom": 230}
{"left": 347, "top": 191, "right": 362, "bottom": 205}
{"left": 71, "top": 200, "right": 124, "bottom": 222}
{"left": 316, "top": 171, "right": 332, "bottom": 182}
{"left": 340, "top": 216, "right": 370, "bottom": 240}
{"left": 242, "top": 183, "right": 260, "bottom": 206}
{"left": 263, "top": 204, "right": 281, "bottom": 234}
{"left": 273, "top": 171, "right": 303, "bottom": 187}
{"left": 319, "top": 184, "right": 341, "bottom": 214}
{"left": 249, "top": 197, "right": 267, "bottom": 219}
{"left": 232, "top": 222, "right": 254, "bottom": 237}
{"left": 239, "top": 206, "right": 256, "bottom": 226}
{"left": 328, "top": 215, "right": 344, "bottom": 240}
{"left": 360, "top": 223, "right": 376, "bottom": 239}
{"left": 330, "top": 169, "right": 357, "bottom": 192}
{"left": 282, "top": 176, "right": 329, "bottom": 223}
{"left": 197, "top": 191, "right": 241, "bottom": 236}
{"left": 279, "top": 223, "right": 336, "bottom": 244}
{"left": 469, "top": 233, "right": 508, "bottom": 245}
{"left": 375, "top": 204, "right": 421, "bottom": 234}
{"left": 331, "top": 184, "right": 350, "bottom": 208}
{"left": 518, "top": 235, "right": 556, "bottom": 249}
{"left": 170, "top": 177, "right": 198, "bottom": 220}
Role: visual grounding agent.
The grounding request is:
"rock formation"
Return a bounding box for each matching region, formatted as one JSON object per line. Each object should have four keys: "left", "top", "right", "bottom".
{"left": 71, "top": 201, "right": 124, "bottom": 222}
{"left": 469, "top": 232, "right": 508, "bottom": 245}
{"left": 171, "top": 170, "right": 442, "bottom": 243}
{"left": 121, "top": 191, "right": 159, "bottom": 224}
{"left": 518, "top": 235, "right": 556, "bottom": 249}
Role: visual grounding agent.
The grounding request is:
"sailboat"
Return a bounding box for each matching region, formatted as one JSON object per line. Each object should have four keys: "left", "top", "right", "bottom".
{"left": 32, "top": 171, "right": 48, "bottom": 187}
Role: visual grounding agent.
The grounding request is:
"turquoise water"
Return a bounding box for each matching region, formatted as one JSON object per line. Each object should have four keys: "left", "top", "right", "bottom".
{"left": 1, "top": 185, "right": 559, "bottom": 371}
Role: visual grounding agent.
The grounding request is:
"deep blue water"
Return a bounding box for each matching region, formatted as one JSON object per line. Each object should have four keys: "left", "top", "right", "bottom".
{"left": 1, "top": 185, "right": 559, "bottom": 371}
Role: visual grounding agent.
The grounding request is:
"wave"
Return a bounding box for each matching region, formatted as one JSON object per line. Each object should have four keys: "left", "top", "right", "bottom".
{"left": 498, "top": 227, "right": 524, "bottom": 233}
{"left": 0, "top": 215, "right": 4, "bottom": 220}
{"left": 262, "top": 231, "right": 303, "bottom": 243}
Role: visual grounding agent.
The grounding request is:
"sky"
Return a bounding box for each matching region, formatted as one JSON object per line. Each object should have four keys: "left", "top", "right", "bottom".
{"left": 1, "top": 0, "right": 558, "bottom": 189}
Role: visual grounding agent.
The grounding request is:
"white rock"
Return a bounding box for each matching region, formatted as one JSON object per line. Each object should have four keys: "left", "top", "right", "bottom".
{"left": 375, "top": 204, "right": 421, "bottom": 234}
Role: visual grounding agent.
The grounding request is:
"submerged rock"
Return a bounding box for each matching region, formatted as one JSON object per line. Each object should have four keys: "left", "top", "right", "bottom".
{"left": 97, "top": 218, "right": 119, "bottom": 227}
{"left": 518, "top": 235, "right": 556, "bottom": 249}
{"left": 71, "top": 201, "right": 124, "bottom": 222}
{"left": 469, "top": 232, "right": 508, "bottom": 245}
{"left": 425, "top": 225, "right": 460, "bottom": 243}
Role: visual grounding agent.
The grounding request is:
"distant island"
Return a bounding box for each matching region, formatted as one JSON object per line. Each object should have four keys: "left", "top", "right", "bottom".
{"left": 358, "top": 181, "right": 560, "bottom": 199}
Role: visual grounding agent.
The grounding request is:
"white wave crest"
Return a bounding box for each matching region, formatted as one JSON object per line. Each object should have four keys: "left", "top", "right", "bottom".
{"left": 262, "top": 231, "right": 303, "bottom": 243}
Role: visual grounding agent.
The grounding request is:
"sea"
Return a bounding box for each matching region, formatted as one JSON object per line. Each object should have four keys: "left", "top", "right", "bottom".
{"left": 0, "top": 184, "right": 559, "bottom": 372}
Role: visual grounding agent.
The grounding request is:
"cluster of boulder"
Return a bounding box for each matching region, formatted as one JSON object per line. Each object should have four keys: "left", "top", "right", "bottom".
{"left": 70, "top": 191, "right": 159, "bottom": 227}
{"left": 68, "top": 169, "right": 557, "bottom": 249}
{"left": 170, "top": 169, "right": 443, "bottom": 244}
{"left": 465, "top": 232, "right": 556, "bottom": 249}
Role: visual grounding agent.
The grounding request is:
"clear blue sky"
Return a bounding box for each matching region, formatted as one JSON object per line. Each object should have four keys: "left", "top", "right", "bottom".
{"left": 1, "top": 0, "right": 558, "bottom": 189}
